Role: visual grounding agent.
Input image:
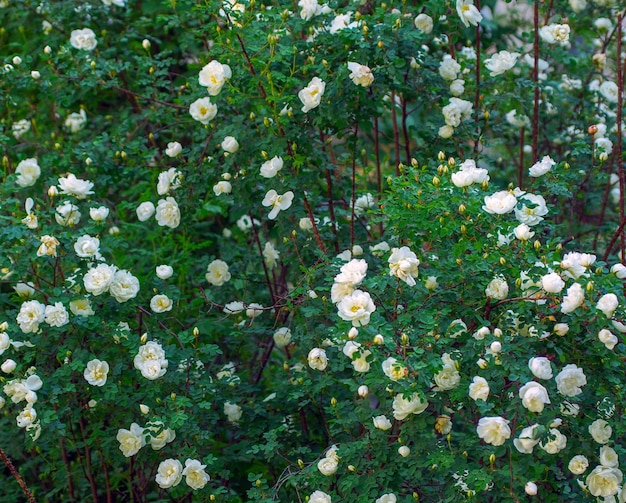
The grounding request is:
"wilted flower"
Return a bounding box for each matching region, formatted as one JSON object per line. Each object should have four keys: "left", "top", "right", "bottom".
{"left": 347, "top": 62, "right": 374, "bottom": 87}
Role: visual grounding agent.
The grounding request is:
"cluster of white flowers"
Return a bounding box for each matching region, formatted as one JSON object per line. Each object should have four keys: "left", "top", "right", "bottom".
{"left": 440, "top": 97, "right": 473, "bottom": 138}
{"left": 450, "top": 159, "right": 489, "bottom": 188}
{"left": 3, "top": 373, "right": 43, "bottom": 438}
{"left": 133, "top": 340, "right": 168, "bottom": 380}
{"left": 317, "top": 445, "right": 339, "bottom": 476}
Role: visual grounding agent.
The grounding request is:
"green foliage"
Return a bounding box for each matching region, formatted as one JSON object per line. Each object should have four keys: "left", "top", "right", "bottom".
{"left": 0, "top": 0, "right": 625, "bottom": 501}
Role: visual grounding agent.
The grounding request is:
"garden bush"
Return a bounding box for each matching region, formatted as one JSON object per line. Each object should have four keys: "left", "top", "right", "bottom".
{"left": 1, "top": 0, "right": 625, "bottom": 501}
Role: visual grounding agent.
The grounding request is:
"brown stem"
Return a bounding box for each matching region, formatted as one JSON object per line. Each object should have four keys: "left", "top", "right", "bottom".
{"left": 518, "top": 126, "right": 525, "bottom": 189}
{"left": 616, "top": 11, "right": 625, "bottom": 263}
{"left": 78, "top": 417, "right": 99, "bottom": 502}
{"left": 400, "top": 95, "right": 410, "bottom": 164}
{"left": 474, "top": 0, "right": 481, "bottom": 156}
{"left": 59, "top": 436, "right": 75, "bottom": 500}
{"left": 391, "top": 91, "right": 400, "bottom": 174}
{"left": 0, "top": 447, "right": 36, "bottom": 503}
{"left": 302, "top": 195, "right": 327, "bottom": 254}
{"left": 532, "top": 0, "right": 540, "bottom": 164}
{"left": 111, "top": 85, "right": 186, "bottom": 110}
{"left": 350, "top": 120, "right": 359, "bottom": 249}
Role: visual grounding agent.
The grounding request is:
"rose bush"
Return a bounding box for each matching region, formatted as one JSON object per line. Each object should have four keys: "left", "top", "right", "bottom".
{"left": 1, "top": 0, "right": 625, "bottom": 501}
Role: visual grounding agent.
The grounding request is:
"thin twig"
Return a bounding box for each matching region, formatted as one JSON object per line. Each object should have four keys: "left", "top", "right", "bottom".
{"left": 0, "top": 447, "right": 36, "bottom": 503}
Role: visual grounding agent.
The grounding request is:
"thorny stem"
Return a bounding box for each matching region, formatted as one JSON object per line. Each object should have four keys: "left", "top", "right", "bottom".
{"left": 391, "top": 91, "right": 401, "bottom": 175}
{"left": 532, "top": 0, "right": 540, "bottom": 164}
{"left": 350, "top": 119, "right": 359, "bottom": 250}
{"left": 616, "top": 11, "right": 625, "bottom": 264}
{"left": 474, "top": 0, "right": 481, "bottom": 156}
{"left": 302, "top": 194, "right": 327, "bottom": 254}
{"left": 518, "top": 126, "right": 525, "bottom": 189}
{"left": 0, "top": 447, "right": 36, "bottom": 503}
{"left": 78, "top": 417, "right": 99, "bottom": 502}
{"left": 401, "top": 95, "right": 411, "bottom": 164}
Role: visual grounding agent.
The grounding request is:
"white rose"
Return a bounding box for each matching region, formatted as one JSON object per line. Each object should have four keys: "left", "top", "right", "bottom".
{"left": 157, "top": 168, "right": 182, "bottom": 195}
{"left": 222, "top": 136, "right": 239, "bottom": 153}
{"left": 155, "top": 197, "right": 181, "bottom": 228}
{"left": 600, "top": 446, "right": 619, "bottom": 468}
{"left": 44, "top": 302, "right": 69, "bottom": 327}
{"left": 599, "top": 81, "right": 618, "bottom": 103}
{"left": 373, "top": 415, "right": 392, "bottom": 430}
{"left": 513, "top": 424, "right": 540, "bottom": 454}
{"left": 334, "top": 258, "right": 368, "bottom": 286}
{"left": 165, "top": 141, "right": 182, "bottom": 157}
{"left": 414, "top": 13, "right": 433, "bottom": 33}
{"left": 317, "top": 457, "right": 338, "bottom": 476}
{"left": 376, "top": 494, "right": 397, "bottom": 503}
{"left": 262, "top": 189, "right": 294, "bottom": 219}
{"left": 469, "top": 376, "right": 490, "bottom": 401}
{"left": 2, "top": 359, "right": 17, "bottom": 374}
{"left": 55, "top": 201, "right": 81, "bottom": 226}
{"left": 528, "top": 357, "right": 553, "bottom": 379}
{"left": 58, "top": 173, "right": 94, "bottom": 199}
{"left": 206, "top": 259, "right": 231, "bottom": 286}
{"left": 568, "top": 455, "right": 589, "bottom": 475}
{"left": 529, "top": 155, "right": 556, "bottom": 177}
{"left": 150, "top": 294, "right": 173, "bottom": 313}
{"left": 83, "top": 263, "right": 117, "bottom": 295}
{"left": 611, "top": 263, "right": 626, "bottom": 279}
{"left": 298, "top": 77, "right": 326, "bottom": 113}
{"left": 476, "top": 416, "right": 511, "bottom": 446}
{"left": 84, "top": 359, "right": 110, "bottom": 386}
{"left": 347, "top": 62, "right": 374, "bottom": 87}
{"left": 136, "top": 201, "right": 155, "bottom": 221}
{"left": 134, "top": 341, "right": 168, "bottom": 380}
{"left": 213, "top": 180, "right": 232, "bottom": 196}
{"left": 597, "top": 293, "right": 619, "bottom": 318}
{"left": 555, "top": 364, "right": 586, "bottom": 397}
{"left": 15, "top": 158, "right": 41, "bottom": 187}
{"left": 561, "top": 282, "right": 585, "bottom": 314}
{"left": 519, "top": 381, "right": 551, "bottom": 413}
{"left": 182, "top": 459, "right": 210, "bottom": 490}
{"left": 182, "top": 459, "right": 211, "bottom": 490}
{"left": 484, "top": 50, "right": 520, "bottom": 76}
{"left": 599, "top": 329, "right": 619, "bottom": 350}
{"left": 589, "top": 419, "right": 612, "bottom": 444}
{"left": 74, "top": 235, "right": 101, "bottom": 259}
{"left": 392, "top": 392, "right": 428, "bottom": 420}
{"left": 554, "top": 323, "right": 569, "bottom": 336}
{"left": 116, "top": 423, "right": 145, "bottom": 457}
{"left": 307, "top": 348, "right": 327, "bottom": 371}
{"left": 155, "top": 459, "right": 183, "bottom": 489}
{"left": 540, "top": 428, "right": 567, "bottom": 454}
{"left": 70, "top": 28, "right": 97, "bottom": 50}
{"left": 541, "top": 272, "right": 565, "bottom": 293}
{"left": 336, "top": 290, "right": 375, "bottom": 327}
{"left": 434, "top": 353, "right": 461, "bottom": 390}
{"left": 382, "top": 357, "right": 405, "bottom": 381}
{"left": 146, "top": 421, "right": 176, "bottom": 450}
{"left": 309, "top": 490, "right": 332, "bottom": 503}
{"left": 109, "top": 270, "right": 140, "bottom": 303}
{"left": 388, "top": 246, "right": 420, "bottom": 286}
{"left": 69, "top": 298, "right": 95, "bottom": 317}
{"left": 156, "top": 265, "right": 174, "bottom": 280}
{"left": 198, "top": 60, "right": 232, "bottom": 96}
{"left": 539, "top": 23, "right": 570, "bottom": 44}
{"left": 224, "top": 401, "right": 242, "bottom": 423}
{"left": 485, "top": 276, "right": 508, "bottom": 300}
{"left": 89, "top": 206, "right": 109, "bottom": 222}
{"left": 586, "top": 465, "right": 623, "bottom": 497}
{"left": 273, "top": 327, "right": 292, "bottom": 348}
{"left": 65, "top": 109, "right": 87, "bottom": 133}
{"left": 260, "top": 156, "right": 284, "bottom": 178}
{"left": 189, "top": 97, "right": 218, "bottom": 124}
{"left": 439, "top": 55, "right": 461, "bottom": 80}
{"left": 456, "top": 0, "right": 482, "bottom": 28}
{"left": 483, "top": 190, "right": 517, "bottom": 214}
